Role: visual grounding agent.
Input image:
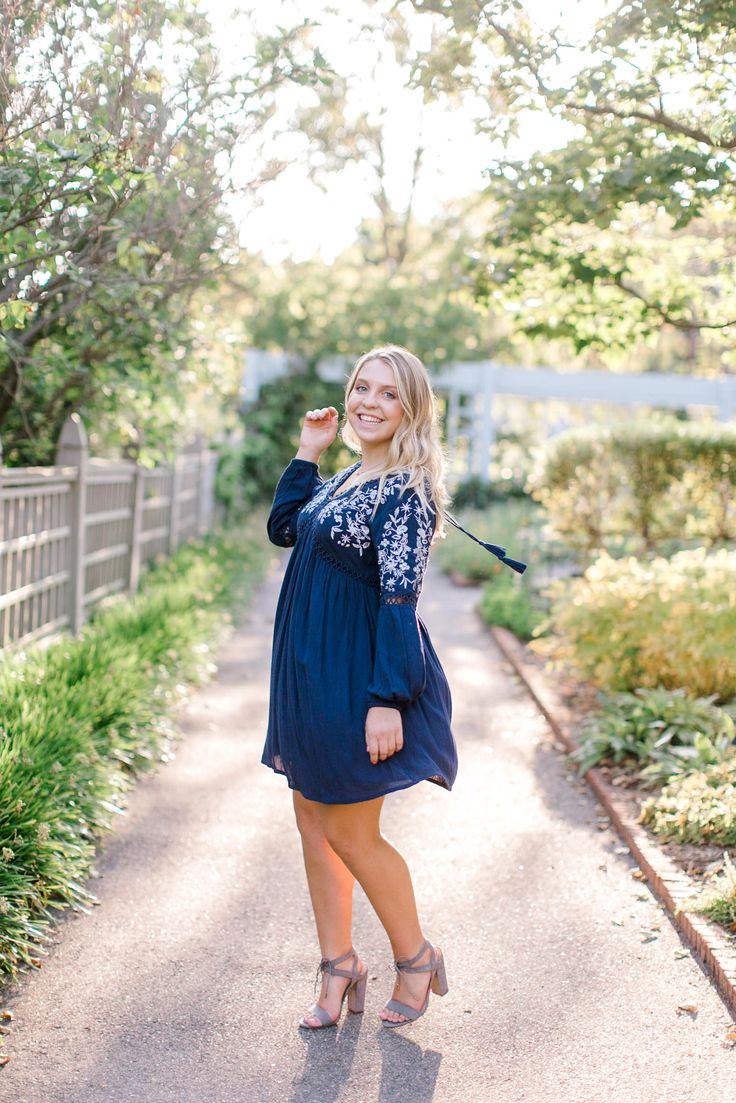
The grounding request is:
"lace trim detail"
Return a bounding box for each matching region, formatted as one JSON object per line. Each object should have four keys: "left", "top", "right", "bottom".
{"left": 314, "top": 537, "right": 380, "bottom": 589}
{"left": 380, "top": 593, "right": 418, "bottom": 607}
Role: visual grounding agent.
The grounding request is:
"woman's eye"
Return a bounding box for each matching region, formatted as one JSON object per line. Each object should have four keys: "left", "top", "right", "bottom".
{"left": 354, "top": 384, "right": 395, "bottom": 398}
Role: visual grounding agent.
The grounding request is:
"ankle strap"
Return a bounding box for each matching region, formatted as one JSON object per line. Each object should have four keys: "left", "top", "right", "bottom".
{"left": 320, "top": 947, "right": 356, "bottom": 977}
{"left": 395, "top": 939, "right": 432, "bottom": 973}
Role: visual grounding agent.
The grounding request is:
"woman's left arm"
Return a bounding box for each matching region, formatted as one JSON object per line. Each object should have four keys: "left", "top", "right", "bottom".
{"left": 365, "top": 483, "right": 436, "bottom": 711}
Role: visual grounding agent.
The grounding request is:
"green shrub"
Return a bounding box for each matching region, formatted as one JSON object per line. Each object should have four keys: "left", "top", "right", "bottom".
{"left": 434, "top": 499, "right": 569, "bottom": 582}
{"left": 533, "top": 547, "right": 736, "bottom": 700}
{"left": 685, "top": 851, "right": 736, "bottom": 930}
{"left": 451, "top": 474, "right": 528, "bottom": 510}
{"left": 478, "top": 574, "right": 546, "bottom": 640}
{"left": 639, "top": 757, "right": 736, "bottom": 845}
{"left": 528, "top": 418, "right": 736, "bottom": 554}
{"left": 0, "top": 516, "right": 269, "bottom": 987}
{"left": 570, "top": 686, "right": 735, "bottom": 786}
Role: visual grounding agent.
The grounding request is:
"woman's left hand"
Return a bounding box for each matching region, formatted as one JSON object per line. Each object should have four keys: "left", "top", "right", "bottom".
{"left": 365, "top": 706, "right": 403, "bottom": 764}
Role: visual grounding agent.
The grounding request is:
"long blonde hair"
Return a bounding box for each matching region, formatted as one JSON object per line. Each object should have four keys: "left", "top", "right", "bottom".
{"left": 340, "top": 344, "right": 452, "bottom": 537}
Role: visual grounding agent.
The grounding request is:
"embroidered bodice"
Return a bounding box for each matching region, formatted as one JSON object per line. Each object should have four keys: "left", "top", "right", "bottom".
{"left": 274, "top": 460, "right": 436, "bottom": 606}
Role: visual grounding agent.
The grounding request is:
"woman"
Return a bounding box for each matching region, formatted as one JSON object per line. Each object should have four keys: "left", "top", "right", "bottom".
{"left": 261, "top": 344, "right": 522, "bottom": 1031}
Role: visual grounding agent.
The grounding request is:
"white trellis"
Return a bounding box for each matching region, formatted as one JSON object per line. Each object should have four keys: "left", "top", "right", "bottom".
{"left": 241, "top": 348, "right": 736, "bottom": 478}
{"left": 432, "top": 361, "right": 736, "bottom": 477}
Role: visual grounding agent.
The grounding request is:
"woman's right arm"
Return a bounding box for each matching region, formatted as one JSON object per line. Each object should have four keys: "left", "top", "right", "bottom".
{"left": 266, "top": 459, "right": 323, "bottom": 547}
{"left": 266, "top": 406, "right": 339, "bottom": 547}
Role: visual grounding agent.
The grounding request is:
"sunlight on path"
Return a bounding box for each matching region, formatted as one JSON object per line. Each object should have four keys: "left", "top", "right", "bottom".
{"left": 1, "top": 555, "right": 734, "bottom": 1103}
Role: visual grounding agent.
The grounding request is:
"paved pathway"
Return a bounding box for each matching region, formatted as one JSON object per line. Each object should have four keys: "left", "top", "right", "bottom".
{"left": 2, "top": 552, "right": 735, "bottom": 1103}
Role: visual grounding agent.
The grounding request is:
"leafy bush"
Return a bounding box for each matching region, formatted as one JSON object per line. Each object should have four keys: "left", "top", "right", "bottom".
{"left": 434, "top": 500, "right": 569, "bottom": 582}
{"left": 639, "top": 757, "right": 736, "bottom": 845}
{"left": 533, "top": 547, "right": 736, "bottom": 700}
{"left": 240, "top": 370, "right": 352, "bottom": 507}
{"left": 686, "top": 851, "right": 736, "bottom": 930}
{"left": 528, "top": 418, "right": 736, "bottom": 554}
{"left": 478, "top": 574, "right": 546, "bottom": 640}
{"left": 0, "top": 516, "right": 268, "bottom": 987}
{"left": 451, "top": 473, "right": 528, "bottom": 510}
{"left": 570, "top": 686, "right": 735, "bottom": 786}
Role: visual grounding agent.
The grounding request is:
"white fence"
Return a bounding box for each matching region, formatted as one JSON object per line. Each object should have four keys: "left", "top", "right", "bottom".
{"left": 0, "top": 414, "right": 222, "bottom": 652}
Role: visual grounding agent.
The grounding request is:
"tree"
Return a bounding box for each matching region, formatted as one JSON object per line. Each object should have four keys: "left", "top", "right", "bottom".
{"left": 408, "top": 0, "right": 736, "bottom": 366}
{"left": 0, "top": 0, "right": 330, "bottom": 464}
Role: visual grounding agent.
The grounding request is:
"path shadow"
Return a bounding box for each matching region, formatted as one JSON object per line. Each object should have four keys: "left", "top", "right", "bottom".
{"left": 288, "top": 1014, "right": 362, "bottom": 1103}
{"left": 377, "top": 1030, "right": 442, "bottom": 1103}
{"left": 288, "top": 1016, "right": 442, "bottom": 1103}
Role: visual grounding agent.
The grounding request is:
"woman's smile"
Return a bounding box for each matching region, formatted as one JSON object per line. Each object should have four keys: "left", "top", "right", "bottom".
{"left": 346, "top": 359, "right": 403, "bottom": 451}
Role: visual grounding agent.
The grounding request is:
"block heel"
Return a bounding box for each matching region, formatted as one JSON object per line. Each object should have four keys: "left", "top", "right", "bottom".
{"left": 431, "top": 955, "right": 448, "bottom": 996}
{"left": 347, "top": 971, "right": 367, "bottom": 1013}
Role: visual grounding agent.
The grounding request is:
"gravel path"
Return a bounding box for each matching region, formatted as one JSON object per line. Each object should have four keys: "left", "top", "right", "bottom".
{"left": 2, "top": 552, "right": 735, "bottom": 1103}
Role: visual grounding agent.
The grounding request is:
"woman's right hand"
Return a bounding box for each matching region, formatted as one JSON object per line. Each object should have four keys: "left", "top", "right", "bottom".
{"left": 296, "top": 406, "right": 339, "bottom": 462}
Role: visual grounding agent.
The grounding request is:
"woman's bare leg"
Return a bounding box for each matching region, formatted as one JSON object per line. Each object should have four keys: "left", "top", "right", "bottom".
{"left": 318, "top": 796, "right": 441, "bottom": 1025}
{"left": 292, "top": 791, "right": 364, "bottom": 1027}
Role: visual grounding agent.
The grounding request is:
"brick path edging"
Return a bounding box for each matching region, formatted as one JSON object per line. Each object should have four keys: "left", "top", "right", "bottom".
{"left": 489, "top": 623, "right": 736, "bottom": 1020}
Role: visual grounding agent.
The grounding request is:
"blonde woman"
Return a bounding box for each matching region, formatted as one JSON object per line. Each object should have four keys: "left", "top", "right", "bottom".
{"left": 261, "top": 344, "right": 523, "bottom": 1031}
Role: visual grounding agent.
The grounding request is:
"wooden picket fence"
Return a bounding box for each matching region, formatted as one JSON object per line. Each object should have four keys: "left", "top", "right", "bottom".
{"left": 0, "top": 414, "right": 223, "bottom": 652}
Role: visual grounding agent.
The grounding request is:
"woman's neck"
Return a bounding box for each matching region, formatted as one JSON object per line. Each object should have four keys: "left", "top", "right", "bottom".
{"left": 358, "top": 445, "right": 390, "bottom": 471}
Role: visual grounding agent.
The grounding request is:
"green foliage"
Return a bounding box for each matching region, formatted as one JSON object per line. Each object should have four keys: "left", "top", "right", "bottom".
{"left": 0, "top": 516, "right": 269, "bottom": 986}
{"left": 409, "top": 1, "right": 736, "bottom": 365}
{"left": 571, "top": 687, "right": 735, "bottom": 787}
{"left": 451, "top": 473, "right": 528, "bottom": 510}
{"left": 528, "top": 418, "right": 736, "bottom": 554}
{"left": 640, "top": 759, "right": 736, "bottom": 846}
{"left": 239, "top": 370, "right": 353, "bottom": 506}
{"left": 478, "top": 574, "right": 545, "bottom": 641}
{"left": 434, "top": 501, "right": 549, "bottom": 583}
{"left": 432, "top": 500, "right": 553, "bottom": 638}
{"left": 0, "top": 1, "right": 330, "bottom": 466}
{"left": 535, "top": 547, "right": 736, "bottom": 700}
{"left": 686, "top": 851, "right": 736, "bottom": 930}
{"left": 234, "top": 204, "right": 498, "bottom": 372}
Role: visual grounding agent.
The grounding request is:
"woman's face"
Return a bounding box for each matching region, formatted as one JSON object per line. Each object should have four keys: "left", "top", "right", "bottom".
{"left": 346, "top": 359, "right": 404, "bottom": 451}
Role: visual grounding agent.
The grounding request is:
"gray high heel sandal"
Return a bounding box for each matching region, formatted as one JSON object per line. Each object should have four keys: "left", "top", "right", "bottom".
{"left": 299, "top": 947, "right": 368, "bottom": 1030}
{"left": 381, "top": 939, "right": 448, "bottom": 1028}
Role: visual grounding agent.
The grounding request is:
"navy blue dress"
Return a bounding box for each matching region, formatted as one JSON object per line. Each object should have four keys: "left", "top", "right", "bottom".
{"left": 261, "top": 458, "right": 458, "bottom": 804}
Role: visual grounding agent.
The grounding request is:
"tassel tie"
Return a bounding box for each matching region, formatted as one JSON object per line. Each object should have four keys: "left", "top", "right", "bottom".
{"left": 446, "top": 513, "right": 527, "bottom": 575}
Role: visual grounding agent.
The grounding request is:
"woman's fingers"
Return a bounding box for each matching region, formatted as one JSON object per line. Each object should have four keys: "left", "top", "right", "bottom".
{"left": 365, "top": 722, "right": 403, "bottom": 764}
{"left": 304, "top": 406, "right": 338, "bottom": 421}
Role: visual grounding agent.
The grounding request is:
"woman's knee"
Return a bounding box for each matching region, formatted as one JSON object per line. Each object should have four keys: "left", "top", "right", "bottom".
{"left": 321, "top": 814, "right": 380, "bottom": 863}
{"left": 292, "top": 791, "right": 328, "bottom": 845}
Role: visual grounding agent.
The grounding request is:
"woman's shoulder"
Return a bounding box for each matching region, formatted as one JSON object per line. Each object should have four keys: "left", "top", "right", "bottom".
{"left": 376, "top": 470, "right": 436, "bottom": 514}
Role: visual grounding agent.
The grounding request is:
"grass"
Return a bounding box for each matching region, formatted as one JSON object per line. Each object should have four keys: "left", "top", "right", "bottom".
{"left": 0, "top": 513, "right": 269, "bottom": 989}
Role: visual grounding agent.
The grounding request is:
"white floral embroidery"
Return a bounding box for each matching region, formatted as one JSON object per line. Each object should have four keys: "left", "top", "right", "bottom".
{"left": 376, "top": 494, "right": 435, "bottom": 594}
{"left": 301, "top": 466, "right": 434, "bottom": 577}
{"left": 300, "top": 465, "right": 357, "bottom": 517}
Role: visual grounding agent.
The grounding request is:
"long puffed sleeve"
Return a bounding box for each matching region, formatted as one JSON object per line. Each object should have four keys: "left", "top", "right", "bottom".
{"left": 365, "top": 484, "right": 436, "bottom": 710}
{"left": 267, "top": 459, "right": 323, "bottom": 547}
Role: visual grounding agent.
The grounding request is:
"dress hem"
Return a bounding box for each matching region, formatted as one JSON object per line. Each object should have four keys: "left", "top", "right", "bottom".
{"left": 261, "top": 757, "right": 452, "bottom": 804}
